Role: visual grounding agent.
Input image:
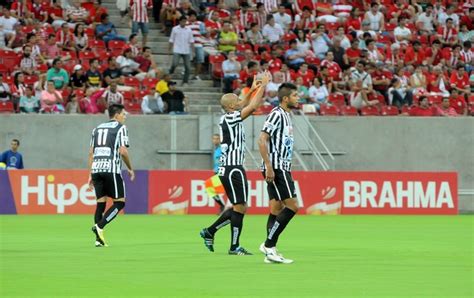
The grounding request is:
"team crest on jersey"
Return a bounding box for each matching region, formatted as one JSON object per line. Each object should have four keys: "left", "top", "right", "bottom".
{"left": 220, "top": 144, "right": 228, "bottom": 153}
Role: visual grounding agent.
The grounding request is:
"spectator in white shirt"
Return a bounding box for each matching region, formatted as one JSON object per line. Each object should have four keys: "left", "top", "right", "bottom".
{"left": 273, "top": 5, "right": 292, "bottom": 31}
{"left": 116, "top": 48, "right": 143, "bottom": 77}
{"left": 364, "top": 2, "right": 384, "bottom": 32}
{"left": 438, "top": 4, "right": 460, "bottom": 29}
{"left": 262, "top": 15, "right": 284, "bottom": 43}
{"left": 169, "top": 16, "right": 194, "bottom": 86}
{"left": 394, "top": 17, "right": 412, "bottom": 44}
{"left": 308, "top": 77, "right": 329, "bottom": 110}
{"left": 417, "top": 4, "right": 435, "bottom": 33}
{"left": 311, "top": 24, "right": 332, "bottom": 59}
{"left": 142, "top": 88, "right": 165, "bottom": 114}
{"left": 265, "top": 71, "right": 284, "bottom": 105}
{"left": 222, "top": 51, "right": 241, "bottom": 93}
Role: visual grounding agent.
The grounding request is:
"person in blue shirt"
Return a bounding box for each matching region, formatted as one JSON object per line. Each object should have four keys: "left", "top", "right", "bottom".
{"left": 96, "top": 14, "right": 127, "bottom": 44}
{"left": 204, "top": 134, "right": 226, "bottom": 214}
{"left": 285, "top": 39, "right": 306, "bottom": 70}
{"left": 0, "top": 139, "right": 24, "bottom": 169}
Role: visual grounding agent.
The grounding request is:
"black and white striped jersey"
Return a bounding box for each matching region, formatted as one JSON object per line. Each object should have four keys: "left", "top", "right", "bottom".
{"left": 219, "top": 111, "right": 246, "bottom": 167}
{"left": 89, "top": 120, "right": 129, "bottom": 174}
{"left": 261, "top": 106, "right": 294, "bottom": 172}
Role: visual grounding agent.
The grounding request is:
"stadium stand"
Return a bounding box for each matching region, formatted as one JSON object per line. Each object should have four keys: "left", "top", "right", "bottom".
{"left": 0, "top": 0, "right": 472, "bottom": 116}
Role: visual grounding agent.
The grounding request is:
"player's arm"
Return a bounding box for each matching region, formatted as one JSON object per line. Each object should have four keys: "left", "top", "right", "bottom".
{"left": 87, "top": 146, "right": 94, "bottom": 188}
{"left": 240, "top": 71, "right": 272, "bottom": 120}
{"left": 258, "top": 131, "right": 274, "bottom": 183}
{"left": 119, "top": 146, "right": 135, "bottom": 181}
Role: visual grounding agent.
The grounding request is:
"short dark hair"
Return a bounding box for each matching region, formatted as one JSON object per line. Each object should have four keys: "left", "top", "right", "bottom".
{"left": 108, "top": 104, "right": 125, "bottom": 119}
{"left": 52, "top": 58, "right": 61, "bottom": 66}
{"left": 101, "top": 13, "right": 108, "bottom": 21}
{"left": 129, "top": 33, "right": 137, "bottom": 41}
{"left": 289, "top": 39, "right": 297, "bottom": 45}
{"left": 278, "top": 83, "right": 297, "bottom": 102}
{"left": 419, "top": 95, "right": 428, "bottom": 102}
{"left": 12, "top": 139, "right": 20, "bottom": 146}
{"left": 143, "top": 46, "right": 151, "bottom": 51}
{"left": 247, "top": 61, "right": 257, "bottom": 69}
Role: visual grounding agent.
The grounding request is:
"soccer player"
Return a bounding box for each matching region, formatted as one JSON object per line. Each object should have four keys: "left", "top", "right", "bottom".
{"left": 88, "top": 104, "right": 135, "bottom": 247}
{"left": 204, "top": 134, "right": 226, "bottom": 214}
{"left": 200, "top": 72, "right": 271, "bottom": 256}
{"left": 258, "top": 83, "right": 300, "bottom": 264}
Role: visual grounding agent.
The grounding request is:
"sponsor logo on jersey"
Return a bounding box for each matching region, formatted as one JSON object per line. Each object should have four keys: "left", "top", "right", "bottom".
{"left": 94, "top": 147, "right": 111, "bottom": 157}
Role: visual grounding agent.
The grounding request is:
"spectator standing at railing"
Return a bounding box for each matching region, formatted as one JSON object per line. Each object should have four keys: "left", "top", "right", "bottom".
{"left": 0, "top": 139, "right": 24, "bottom": 170}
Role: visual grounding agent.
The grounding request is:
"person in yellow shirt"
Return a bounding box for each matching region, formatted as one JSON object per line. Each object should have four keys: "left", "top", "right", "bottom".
{"left": 218, "top": 22, "right": 238, "bottom": 53}
{"left": 155, "top": 73, "right": 171, "bottom": 95}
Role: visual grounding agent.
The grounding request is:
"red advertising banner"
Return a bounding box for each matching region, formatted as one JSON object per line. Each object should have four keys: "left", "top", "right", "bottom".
{"left": 8, "top": 170, "right": 96, "bottom": 214}
{"left": 148, "top": 171, "right": 458, "bottom": 215}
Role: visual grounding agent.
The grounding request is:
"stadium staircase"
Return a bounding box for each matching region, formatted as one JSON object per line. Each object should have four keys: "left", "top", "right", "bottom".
{"left": 102, "top": 0, "right": 223, "bottom": 114}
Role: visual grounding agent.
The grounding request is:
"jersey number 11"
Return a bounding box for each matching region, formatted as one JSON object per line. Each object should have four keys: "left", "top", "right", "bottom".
{"left": 97, "top": 129, "right": 109, "bottom": 146}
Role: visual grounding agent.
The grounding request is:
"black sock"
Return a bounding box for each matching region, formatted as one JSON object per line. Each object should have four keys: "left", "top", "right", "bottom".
{"left": 207, "top": 208, "right": 232, "bottom": 235}
{"left": 265, "top": 208, "right": 296, "bottom": 248}
{"left": 230, "top": 210, "right": 244, "bottom": 251}
{"left": 94, "top": 202, "right": 106, "bottom": 224}
{"left": 266, "top": 213, "right": 277, "bottom": 238}
{"left": 97, "top": 201, "right": 125, "bottom": 229}
{"left": 213, "top": 195, "right": 225, "bottom": 208}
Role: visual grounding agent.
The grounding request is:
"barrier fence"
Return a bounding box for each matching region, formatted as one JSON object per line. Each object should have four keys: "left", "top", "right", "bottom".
{"left": 0, "top": 170, "right": 458, "bottom": 215}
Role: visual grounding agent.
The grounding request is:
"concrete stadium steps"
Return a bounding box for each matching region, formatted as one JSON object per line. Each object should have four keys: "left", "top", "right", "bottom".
{"left": 102, "top": 0, "right": 222, "bottom": 114}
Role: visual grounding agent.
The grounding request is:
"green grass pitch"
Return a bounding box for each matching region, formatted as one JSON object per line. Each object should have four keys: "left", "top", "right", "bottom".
{"left": 0, "top": 215, "right": 472, "bottom": 297}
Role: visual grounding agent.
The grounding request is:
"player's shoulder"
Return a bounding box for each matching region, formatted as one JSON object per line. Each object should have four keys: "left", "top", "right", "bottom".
{"left": 224, "top": 111, "right": 242, "bottom": 121}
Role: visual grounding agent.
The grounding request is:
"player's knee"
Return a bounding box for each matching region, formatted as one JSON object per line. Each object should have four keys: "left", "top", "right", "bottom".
{"left": 114, "top": 201, "right": 125, "bottom": 211}
{"left": 233, "top": 204, "right": 247, "bottom": 214}
{"left": 285, "top": 199, "right": 299, "bottom": 213}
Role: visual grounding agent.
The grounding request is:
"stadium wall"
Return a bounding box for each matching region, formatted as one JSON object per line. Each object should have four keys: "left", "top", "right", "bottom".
{"left": 0, "top": 115, "right": 472, "bottom": 212}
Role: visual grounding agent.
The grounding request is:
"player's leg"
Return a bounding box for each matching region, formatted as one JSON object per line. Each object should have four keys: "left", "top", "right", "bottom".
{"left": 227, "top": 167, "right": 252, "bottom": 255}
{"left": 97, "top": 174, "right": 126, "bottom": 229}
{"left": 91, "top": 173, "right": 107, "bottom": 247}
{"left": 261, "top": 170, "right": 284, "bottom": 237}
{"left": 261, "top": 170, "right": 298, "bottom": 263}
{"left": 200, "top": 168, "right": 233, "bottom": 252}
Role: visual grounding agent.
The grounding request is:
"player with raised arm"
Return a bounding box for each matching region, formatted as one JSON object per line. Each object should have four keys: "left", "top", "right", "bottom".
{"left": 200, "top": 72, "right": 271, "bottom": 256}
{"left": 88, "top": 104, "right": 135, "bottom": 247}
{"left": 258, "top": 83, "right": 300, "bottom": 264}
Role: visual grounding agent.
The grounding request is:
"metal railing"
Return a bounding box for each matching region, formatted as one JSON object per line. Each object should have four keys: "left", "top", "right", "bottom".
{"left": 292, "top": 112, "right": 336, "bottom": 171}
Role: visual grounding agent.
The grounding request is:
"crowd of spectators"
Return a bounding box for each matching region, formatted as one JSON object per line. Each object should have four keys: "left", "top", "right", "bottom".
{"left": 0, "top": 0, "right": 473, "bottom": 117}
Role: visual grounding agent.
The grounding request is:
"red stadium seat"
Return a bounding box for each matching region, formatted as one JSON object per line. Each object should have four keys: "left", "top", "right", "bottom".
{"left": 37, "top": 64, "right": 49, "bottom": 73}
{"left": 319, "top": 104, "right": 339, "bottom": 116}
{"left": 123, "top": 77, "right": 140, "bottom": 89}
{"left": 381, "top": 105, "right": 400, "bottom": 116}
{"left": 142, "top": 77, "right": 159, "bottom": 90}
{"left": 360, "top": 106, "right": 380, "bottom": 116}
{"left": 3, "top": 75, "right": 13, "bottom": 84}
{"left": 328, "top": 93, "right": 346, "bottom": 107}
{"left": 88, "top": 39, "right": 106, "bottom": 49}
{"left": 209, "top": 54, "right": 225, "bottom": 79}
{"left": 282, "top": 32, "right": 297, "bottom": 42}
{"left": 401, "top": 105, "right": 415, "bottom": 114}
{"left": 84, "top": 27, "right": 95, "bottom": 39}
{"left": 305, "top": 56, "right": 320, "bottom": 66}
{"left": 235, "top": 44, "right": 252, "bottom": 53}
{"left": 79, "top": 51, "right": 97, "bottom": 62}
{"left": 122, "top": 91, "right": 134, "bottom": 101}
{"left": 124, "top": 101, "right": 141, "bottom": 114}
{"left": 0, "top": 64, "right": 8, "bottom": 75}
{"left": 24, "top": 75, "right": 38, "bottom": 85}
{"left": 340, "top": 105, "right": 358, "bottom": 116}
{"left": 0, "top": 101, "right": 14, "bottom": 113}
{"left": 108, "top": 40, "right": 126, "bottom": 50}
{"left": 468, "top": 95, "right": 474, "bottom": 105}
{"left": 74, "top": 89, "right": 85, "bottom": 99}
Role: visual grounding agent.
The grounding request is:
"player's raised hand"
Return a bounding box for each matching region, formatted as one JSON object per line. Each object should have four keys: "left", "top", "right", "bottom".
{"left": 251, "top": 75, "right": 262, "bottom": 90}
{"left": 128, "top": 169, "right": 135, "bottom": 182}
{"left": 261, "top": 71, "right": 272, "bottom": 86}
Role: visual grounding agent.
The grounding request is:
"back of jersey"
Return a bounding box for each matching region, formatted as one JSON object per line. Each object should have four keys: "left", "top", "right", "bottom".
{"left": 219, "top": 111, "right": 245, "bottom": 167}
{"left": 90, "top": 120, "right": 129, "bottom": 174}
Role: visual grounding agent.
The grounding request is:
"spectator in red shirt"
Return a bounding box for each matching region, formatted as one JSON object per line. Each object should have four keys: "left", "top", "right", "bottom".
{"left": 428, "top": 65, "right": 450, "bottom": 96}
{"left": 437, "top": 17, "right": 459, "bottom": 46}
{"left": 460, "top": 7, "right": 474, "bottom": 30}
{"left": 346, "top": 7, "right": 363, "bottom": 33}
{"left": 409, "top": 96, "right": 437, "bottom": 116}
{"left": 56, "top": 22, "right": 75, "bottom": 52}
{"left": 436, "top": 97, "right": 459, "bottom": 116}
{"left": 450, "top": 64, "right": 470, "bottom": 95}
{"left": 404, "top": 41, "right": 426, "bottom": 66}
{"left": 297, "top": 63, "right": 314, "bottom": 86}
{"left": 449, "top": 89, "right": 468, "bottom": 115}
{"left": 346, "top": 39, "right": 361, "bottom": 66}
{"left": 425, "top": 40, "right": 444, "bottom": 66}
{"left": 321, "top": 51, "right": 342, "bottom": 81}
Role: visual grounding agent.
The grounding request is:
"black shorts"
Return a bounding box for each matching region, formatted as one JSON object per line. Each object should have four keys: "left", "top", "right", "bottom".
{"left": 92, "top": 172, "right": 125, "bottom": 200}
{"left": 218, "top": 165, "right": 248, "bottom": 205}
{"left": 262, "top": 169, "right": 296, "bottom": 201}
